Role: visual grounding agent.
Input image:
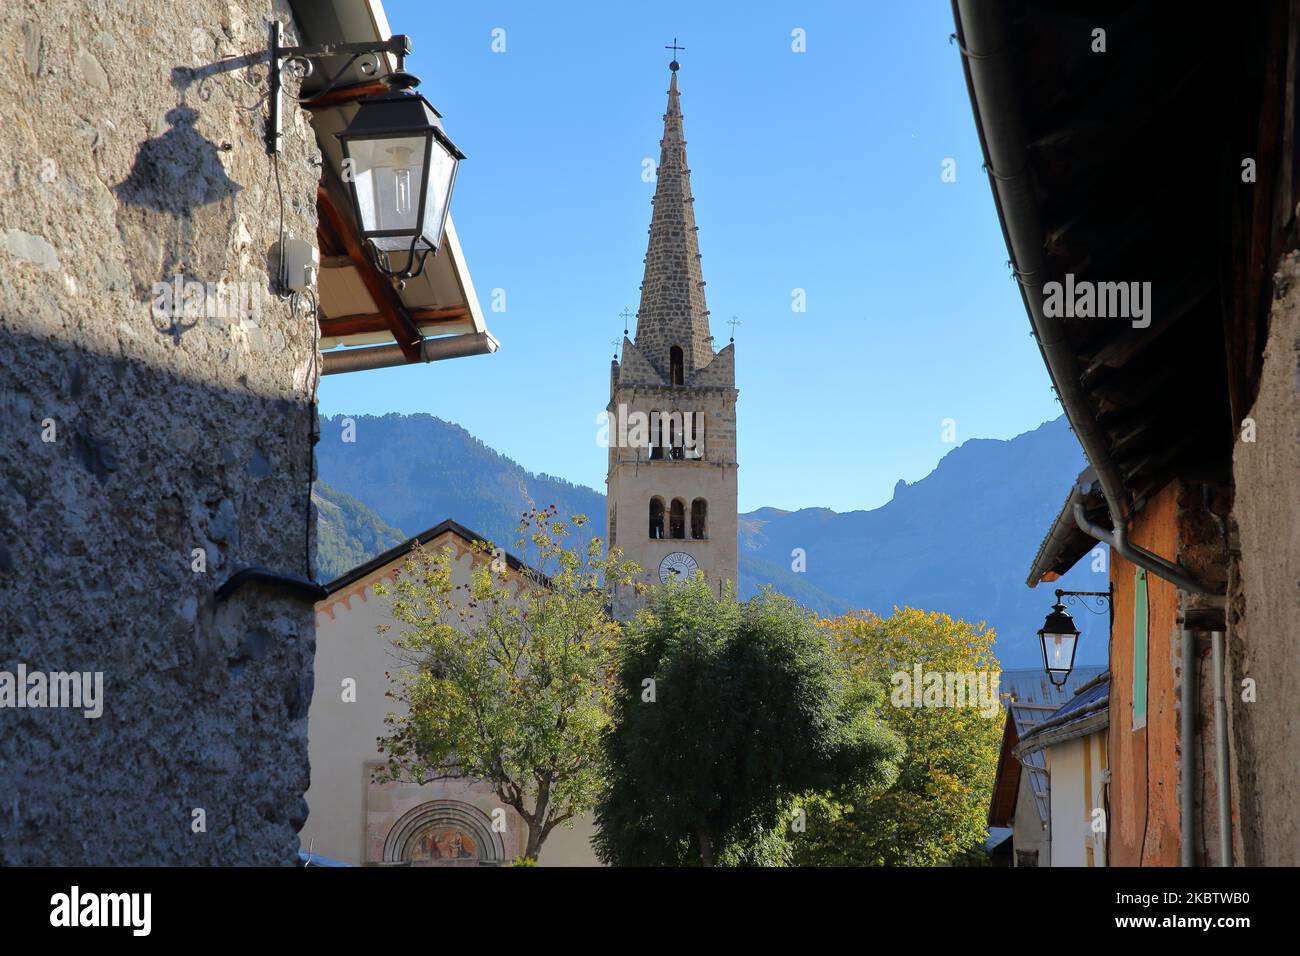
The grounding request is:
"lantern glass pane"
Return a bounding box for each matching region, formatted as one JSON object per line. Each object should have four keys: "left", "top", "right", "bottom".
{"left": 1043, "top": 632, "right": 1077, "bottom": 673}
{"left": 419, "top": 137, "right": 458, "bottom": 250}
{"left": 349, "top": 135, "right": 427, "bottom": 248}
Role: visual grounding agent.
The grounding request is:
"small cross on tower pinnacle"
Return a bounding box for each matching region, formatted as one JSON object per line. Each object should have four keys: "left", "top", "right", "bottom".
{"left": 665, "top": 37, "right": 685, "bottom": 72}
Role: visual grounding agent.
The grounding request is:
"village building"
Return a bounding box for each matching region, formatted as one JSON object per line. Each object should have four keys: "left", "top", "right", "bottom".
{"left": 1014, "top": 672, "right": 1111, "bottom": 868}
{"left": 0, "top": 0, "right": 493, "bottom": 864}
{"left": 606, "top": 58, "right": 739, "bottom": 618}
{"left": 956, "top": 2, "right": 1300, "bottom": 865}
{"left": 988, "top": 667, "right": 1104, "bottom": 867}
{"left": 301, "top": 520, "right": 599, "bottom": 865}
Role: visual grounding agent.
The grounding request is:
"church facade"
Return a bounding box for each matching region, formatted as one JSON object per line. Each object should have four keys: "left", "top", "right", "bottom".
{"left": 606, "top": 61, "right": 739, "bottom": 618}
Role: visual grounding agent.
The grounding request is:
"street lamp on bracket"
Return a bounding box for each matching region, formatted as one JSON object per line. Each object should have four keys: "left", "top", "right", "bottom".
{"left": 266, "top": 23, "right": 464, "bottom": 281}
{"left": 1038, "top": 587, "right": 1112, "bottom": 688}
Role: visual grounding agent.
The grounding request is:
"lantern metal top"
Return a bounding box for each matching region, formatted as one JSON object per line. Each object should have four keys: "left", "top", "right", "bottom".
{"left": 1038, "top": 601, "right": 1081, "bottom": 639}
{"left": 335, "top": 81, "right": 464, "bottom": 161}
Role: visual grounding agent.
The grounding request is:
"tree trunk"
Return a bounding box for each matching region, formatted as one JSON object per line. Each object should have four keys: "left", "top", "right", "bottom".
{"left": 523, "top": 786, "right": 550, "bottom": 862}
{"left": 524, "top": 823, "right": 544, "bottom": 862}
{"left": 697, "top": 829, "right": 714, "bottom": 867}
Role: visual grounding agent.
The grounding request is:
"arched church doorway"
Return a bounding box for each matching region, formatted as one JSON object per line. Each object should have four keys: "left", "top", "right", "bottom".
{"left": 381, "top": 800, "right": 506, "bottom": 866}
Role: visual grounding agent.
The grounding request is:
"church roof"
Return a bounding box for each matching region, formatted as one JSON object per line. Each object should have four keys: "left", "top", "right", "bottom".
{"left": 633, "top": 66, "right": 716, "bottom": 378}
{"left": 320, "top": 518, "right": 542, "bottom": 596}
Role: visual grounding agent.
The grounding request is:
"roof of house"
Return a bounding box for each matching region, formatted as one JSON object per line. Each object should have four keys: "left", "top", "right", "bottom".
{"left": 950, "top": 1, "right": 1289, "bottom": 586}
{"left": 1016, "top": 671, "right": 1110, "bottom": 759}
{"left": 1026, "top": 467, "right": 1108, "bottom": 586}
{"left": 988, "top": 666, "right": 1106, "bottom": 828}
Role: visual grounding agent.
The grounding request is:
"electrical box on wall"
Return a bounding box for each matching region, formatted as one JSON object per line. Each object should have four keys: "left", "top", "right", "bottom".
{"left": 281, "top": 238, "right": 319, "bottom": 293}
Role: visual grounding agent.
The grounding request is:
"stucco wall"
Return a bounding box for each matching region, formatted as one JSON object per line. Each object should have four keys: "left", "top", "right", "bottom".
{"left": 1046, "top": 732, "right": 1107, "bottom": 867}
{"left": 1229, "top": 249, "right": 1300, "bottom": 866}
{"left": 0, "top": 1, "right": 320, "bottom": 864}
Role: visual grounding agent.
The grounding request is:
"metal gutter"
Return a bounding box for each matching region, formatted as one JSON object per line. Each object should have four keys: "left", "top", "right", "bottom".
{"left": 1073, "top": 503, "right": 1209, "bottom": 595}
{"left": 216, "top": 566, "right": 328, "bottom": 602}
{"left": 1211, "top": 630, "right": 1233, "bottom": 865}
{"left": 321, "top": 330, "right": 498, "bottom": 374}
{"left": 953, "top": 0, "right": 1214, "bottom": 596}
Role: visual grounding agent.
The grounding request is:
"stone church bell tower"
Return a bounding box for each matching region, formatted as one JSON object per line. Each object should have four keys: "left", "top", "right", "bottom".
{"left": 606, "top": 56, "right": 739, "bottom": 618}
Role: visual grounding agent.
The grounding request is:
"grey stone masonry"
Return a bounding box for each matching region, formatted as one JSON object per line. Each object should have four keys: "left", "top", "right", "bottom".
{"left": 634, "top": 70, "right": 716, "bottom": 380}
{"left": 0, "top": 0, "right": 319, "bottom": 864}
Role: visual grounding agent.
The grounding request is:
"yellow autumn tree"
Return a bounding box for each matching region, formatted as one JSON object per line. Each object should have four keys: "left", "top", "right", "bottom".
{"left": 792, "top": 608, "right": 1004, "bottom": 866}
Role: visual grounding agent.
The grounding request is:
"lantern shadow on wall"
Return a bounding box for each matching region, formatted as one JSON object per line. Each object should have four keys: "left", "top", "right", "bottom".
{"left": 113, "top": 97, "right": 243, "bottom": 344}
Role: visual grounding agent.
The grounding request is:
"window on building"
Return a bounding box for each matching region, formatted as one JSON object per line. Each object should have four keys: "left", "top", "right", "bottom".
{"left": 1132, "top": 566, "right": 1148, "bottom": 730}
{"left": 669, "top": 416, "right": 685, "bottom": 460}
{"left": 669, "top": 498, "right": 685, "bottom": 539}
{"left": 670, "top": 345, "right": 684, "bottom": 386}
{"left": 685, "top": 412, "right": 705, "bottom": 459}
{"left": 691, "top": 498, "right": 707, "bottom": 539}
{"left": 649, "top": 413, "right": 665, "bottom": 460}
{"left": 648, "top": 497, "right": 665, "bottom": 539}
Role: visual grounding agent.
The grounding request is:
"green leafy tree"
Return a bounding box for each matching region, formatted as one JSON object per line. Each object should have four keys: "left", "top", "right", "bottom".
{"left": 595, "top": 576, "right": 902, "bottom": 866}
{"left": 375, "top": 507, "right": 639, "bottom": 861}
{"left": 793, "top": 608, "right": 1004, "bottom": 866}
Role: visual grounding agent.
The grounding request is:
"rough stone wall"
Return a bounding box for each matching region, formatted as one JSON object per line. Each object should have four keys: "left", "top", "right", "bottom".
{"left": 0, "top": 0, "right": 320, "bottom": 864}
{"left": 1228, "top": 249, "right": 1300, "bottom": 866}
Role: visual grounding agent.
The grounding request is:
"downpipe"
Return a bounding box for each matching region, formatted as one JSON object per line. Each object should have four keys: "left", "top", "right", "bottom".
{"left": 1073, "top": 503, "right": 1213, "bottom": 596}
{"left": 1212, "top": 631, "right": 1233, "bottom": 866}
{"left": 1180, "top": 629, "right": 1196, "bottom": 866}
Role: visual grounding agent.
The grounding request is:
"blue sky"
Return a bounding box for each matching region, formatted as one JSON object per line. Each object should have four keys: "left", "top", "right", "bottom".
{"left": 318, "top": 0, "right": 1062, "bottom": 513}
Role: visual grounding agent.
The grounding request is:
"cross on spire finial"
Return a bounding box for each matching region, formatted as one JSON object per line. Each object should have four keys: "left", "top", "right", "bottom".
{"left": 611, "top": 337, "right": 621, "bottom": 359}
{"left": 665, "top": 37, "right": 685, "bottom": 72}
{"left": 728, "top": 315, "right": 741, "bottom": 343}
{"left": 619, "top": 307, "right": 633, "bottom": 336}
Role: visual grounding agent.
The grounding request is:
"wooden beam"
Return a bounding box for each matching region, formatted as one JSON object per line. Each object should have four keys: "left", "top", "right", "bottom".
{"left": 316, "top": 213, "right": 344, "bottom": 259}
{"left": 316, "top": 185, "right": 423, "bottom": 362}
{"left": 1222, "top": 0, "right": 1292, "bottom": 425}
{"left": 302, "top": 79, "right": 390, "bottom": 110}
{"left": 1078, "top": 271, "right": 1216, "bottom": 388}
{"left": 320, "top": 307, "right": 471, "bottom": 338}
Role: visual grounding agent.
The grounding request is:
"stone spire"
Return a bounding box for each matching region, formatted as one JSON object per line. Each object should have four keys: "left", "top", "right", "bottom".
{"left": 634, "top": 65, "right": 714, "bottom": 379}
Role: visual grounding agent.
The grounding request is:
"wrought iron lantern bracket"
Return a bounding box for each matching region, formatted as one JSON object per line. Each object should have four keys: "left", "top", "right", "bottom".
{"left": 266, "top": 22, "right": 413, "bottom": 156}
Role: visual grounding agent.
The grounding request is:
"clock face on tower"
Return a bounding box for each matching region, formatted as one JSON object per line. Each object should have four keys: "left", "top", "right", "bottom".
{"left": 659, "top": 551, "right": 699, "bottom": 583}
